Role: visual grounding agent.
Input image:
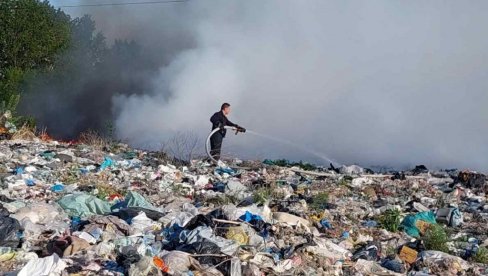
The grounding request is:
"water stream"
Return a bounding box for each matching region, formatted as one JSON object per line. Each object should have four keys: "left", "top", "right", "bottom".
{"left": 245, "top": 129, "right": 339, "bottom": 166}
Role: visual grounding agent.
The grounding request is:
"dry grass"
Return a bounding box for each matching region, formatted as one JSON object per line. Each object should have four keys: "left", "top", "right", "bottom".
{"left": 78, "top": 130, "right": 109, "bottom": 150}
{"left": 160, "top": 131, "right": 201, "bottom": 163}
{"left": 37, "top": 127, "right": 53, "bottom": 142}
{"left": 11, "top": 125, "right": 36, "bottom": 141}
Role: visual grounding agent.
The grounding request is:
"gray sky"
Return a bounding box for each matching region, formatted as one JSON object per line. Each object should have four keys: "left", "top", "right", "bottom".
{"left": 52, "top": 0, "right": 488, "bottom": 171}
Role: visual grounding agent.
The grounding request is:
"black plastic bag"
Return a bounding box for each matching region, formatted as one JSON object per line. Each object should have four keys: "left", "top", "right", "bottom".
{"left": 184, "top": 214, "right": 214, "bottom": 230}
{"left": 0, "top": 194, "right": 14, "bottom": 203}
{"left": 0, "top": 204, "right": 10, "bottom": 217}
{"left": 116, "top": 248, "right": 141, "bottom": 272}
{"left": 111, "top": 207, "right": 165, "bottom": 221}
{"left": 352, "top": 241, "right": 380, "bottom": 262}
{"left": 178, "top": 240, "right": 231, "bottom": 275}
{"left": 178, "top": 240, "right": 222, "bottom": 265}
{"left": 0, "top": 216, "right": 22, "bottom": 247}
{"left": 381, "top": 258, "right": 405, "bottom": 273}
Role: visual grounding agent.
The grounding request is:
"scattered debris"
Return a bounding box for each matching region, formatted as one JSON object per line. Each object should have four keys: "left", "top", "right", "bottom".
{"left": 0, "top": 136, "right": 487, "bottom": 275}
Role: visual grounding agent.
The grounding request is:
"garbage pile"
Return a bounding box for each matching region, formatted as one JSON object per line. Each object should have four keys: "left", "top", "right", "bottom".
{"left": 0, "top": 111, "right": 17, "bottom": 140}
{"left": 0, "top": 138, "right": 487, "bottom": 275}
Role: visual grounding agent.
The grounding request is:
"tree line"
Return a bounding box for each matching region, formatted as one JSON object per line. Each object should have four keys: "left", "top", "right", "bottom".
{"left": 1, "top": 0, "right": 156, "bottom": 137}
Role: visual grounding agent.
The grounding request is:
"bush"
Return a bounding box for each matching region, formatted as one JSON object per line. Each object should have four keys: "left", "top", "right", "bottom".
{"left": 309, "top": 192, "right": 329, "bottom": 211}
{"left": 263, "top": 159, "right": 317, "bottom": 171}
{"left": 11, "top": 115, "right": 36, "bottom": 129}
{"left": 473, "top": 247, "right": 488, "bottom": 264}
{"left": 378, "top": 209, "right": 401, "bottom": 232}
{"left": 423, "top": 224, "right": 449, "bottom": 252}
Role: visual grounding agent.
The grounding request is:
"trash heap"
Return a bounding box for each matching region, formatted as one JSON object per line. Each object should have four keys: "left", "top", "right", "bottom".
{"left": 0, "top": 111, "right": 17, "bottom": 140}
{"left": 0, "top": 138, "right": 487, "bottom": 276}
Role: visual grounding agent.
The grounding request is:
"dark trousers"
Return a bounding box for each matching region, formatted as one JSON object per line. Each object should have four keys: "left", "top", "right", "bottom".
{"left": 210, "top": 132, "right": 223, "bottom": 160}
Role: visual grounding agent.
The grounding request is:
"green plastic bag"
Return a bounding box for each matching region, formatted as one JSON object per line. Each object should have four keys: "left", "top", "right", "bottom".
{"left": 400, "top": 211, "right": 436, "bottom": 237}
{"left": 58, "top": 193, "right": 111, "bottom": 218}
{"left": 124, "top": 191, "right": 156, "bottom": 210}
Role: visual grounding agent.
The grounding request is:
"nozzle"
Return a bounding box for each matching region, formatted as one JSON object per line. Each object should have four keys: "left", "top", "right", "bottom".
{"left": 234, "top": 126, "right": 246, "bottom": 135}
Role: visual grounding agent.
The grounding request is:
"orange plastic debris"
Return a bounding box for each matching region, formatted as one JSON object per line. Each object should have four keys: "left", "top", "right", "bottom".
{"left": 108, "top": 193, "right": 124, "bottom": 201}
{"left": 399, "top": 246, "right": 418, "bottom": 264}
{"left": 153, "top": 256, "right": 169, "bottom": 273}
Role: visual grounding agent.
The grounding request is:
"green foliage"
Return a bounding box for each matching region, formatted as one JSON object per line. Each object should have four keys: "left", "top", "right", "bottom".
{"left": 0, "top": 68, "right": 23, "bottom": 111}
{"left": 253, "top": 187, "right": 273, "bottom": 205}
{"left": 473, "top": 247, "right": 488, "bottom": 264}
{"left": 204, "top": 195, "right": 240, "bottom": 206}
{"left": 0, "top": 0, "right": 70, "bottom": 112}
{"left": 94, "top": 185, "right": 121, "bottom": 200}
{"left": 263, "top": 159, "right": 317, "bottom": 171}
{"left": 0, "top": 0, "right": 70, "bottom": 72}
{"left": 309, "top": 192, "right": 329, "bottom": 211}
{"left": 378, "top": 209, "right": 401, "bottom": 232}
{"left": 295, "top": 161, "right": 317, "bottom": 171}
{"left": 11, "top": 115, "right": 36, "bottom": 128}
{"left": 105, "top": 120, "right": 116, "bottom": 139}
{"left": 422, "top": 224, "right": 449, "bottom": 252}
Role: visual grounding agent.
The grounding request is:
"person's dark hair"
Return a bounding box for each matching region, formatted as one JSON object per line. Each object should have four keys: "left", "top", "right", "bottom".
{"left": 221, "top": 103, "right": 230, "bottom": 110}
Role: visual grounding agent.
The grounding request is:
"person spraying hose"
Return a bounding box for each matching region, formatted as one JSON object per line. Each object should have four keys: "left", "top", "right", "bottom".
{"left": 209, "top": 103, "right": 246, "bottom": 161}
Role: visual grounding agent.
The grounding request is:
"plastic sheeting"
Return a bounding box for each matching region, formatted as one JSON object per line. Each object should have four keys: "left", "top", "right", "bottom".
{"left": 123, "top": 191, "right": 157, "bottom": 210}
{"left": 17, "top": 253, "right": 67, "bottom": 276}
{"left": 58, "top": 193, "right": 111, "bottom": 218}
{"left": 12, "top": 202, "right": 65, "bottom": 223}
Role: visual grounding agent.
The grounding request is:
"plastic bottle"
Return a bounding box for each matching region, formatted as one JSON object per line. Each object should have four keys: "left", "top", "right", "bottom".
{"left": 230, "top": 257, "right": 242, "bottom": 276}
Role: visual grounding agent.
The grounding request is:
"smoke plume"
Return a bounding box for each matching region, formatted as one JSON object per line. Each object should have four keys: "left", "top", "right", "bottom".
{"left": 34, "top": 1, "right": 488, "bottom": 170}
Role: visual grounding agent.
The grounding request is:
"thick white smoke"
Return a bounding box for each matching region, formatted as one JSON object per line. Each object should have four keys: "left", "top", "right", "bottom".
{"left": 66, "top": 1, "right": 488, "bottom": 170}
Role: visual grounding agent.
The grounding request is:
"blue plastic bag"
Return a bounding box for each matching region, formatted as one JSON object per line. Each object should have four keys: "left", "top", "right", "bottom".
{"left": 99, "top": 157, "right": 115, "bottom": 171}
{"left": 239, "top": 211, "right": 262, "bottom": 222}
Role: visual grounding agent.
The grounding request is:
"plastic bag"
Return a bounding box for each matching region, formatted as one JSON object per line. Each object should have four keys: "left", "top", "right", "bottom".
{"left": 0, "top": 216, "right": 21, "bottom": 247}
{"left": 123, "top": 191, "right": 157, "bottom": 210}
{"left": 400, "top": 211, "right": 436, "bottom": 237}
{"left": 128, "top": 256, "right": 162, "bottom": 276}
{"left": 162, "top": 251, "right": 202, "bottom": 275}
{"left": 180, "top": 226, "right": 239, "bottom": 255}
{"left": 419, "top": 250, "right": 470, "bottom": 274}
{"left": 12, "top": 202, "right": 66, "bottom": 225}
{"left": 130, "top": 212, "right": 155, "bottom": 235}
{"left": 116, "top": 247, "right": 141, "bottom": 272}
{"left": 436, "top": 207, "right": 463, "bottom": 227}
{"left": 112, "top": 206, "right": 165, "bottom": 222}
{"left": 58, "top": 193, "right": 111, "bottom": 218}
{"left": 18, "top": 253, "right": 67, "bottom": 276}
{"left": 178, "top": 241, "right": 222, "bottom": 266}
{"left": 352, "top": 242, "right": 380, "bottom": 261}
{"left": 354, "top": 259, "right": 403, "bottom": 276}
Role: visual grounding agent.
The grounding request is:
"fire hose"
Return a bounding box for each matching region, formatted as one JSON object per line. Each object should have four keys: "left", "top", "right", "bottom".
{"left": 205, "top": 126, "right": 245, "bottom": 163}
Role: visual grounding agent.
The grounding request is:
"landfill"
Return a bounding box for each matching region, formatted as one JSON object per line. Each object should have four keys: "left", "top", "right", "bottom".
{"left": 0, "top": 133, "right": 488, "bottom": 275}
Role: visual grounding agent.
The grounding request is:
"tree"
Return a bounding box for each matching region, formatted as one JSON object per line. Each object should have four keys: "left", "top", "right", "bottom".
{"left": 18, "top": 14, "right": 108, "bottom": 137}
{"left": 18, "top": 14, "right": 158, "bottom": 139}
{"left": 0, "top": 0, "right": 70, "bottom": 111}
